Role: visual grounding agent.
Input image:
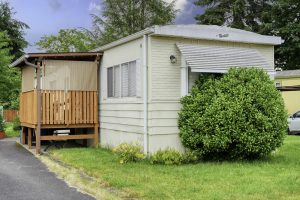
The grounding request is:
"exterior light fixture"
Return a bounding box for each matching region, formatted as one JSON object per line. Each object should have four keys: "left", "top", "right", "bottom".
{"left": 170, "top": 55, "right": 177, "bottom": 64}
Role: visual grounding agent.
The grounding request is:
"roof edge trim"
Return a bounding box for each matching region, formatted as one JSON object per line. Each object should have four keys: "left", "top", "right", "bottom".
{"left": 91, "top": 27, "right": 155, "bottom": 52}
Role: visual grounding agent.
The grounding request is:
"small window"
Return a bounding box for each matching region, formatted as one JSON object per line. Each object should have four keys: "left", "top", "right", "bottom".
{"left": 107, "top": 60, "right": 137, "bottom": 98}
{"left": 275, "top": 82, "right": 281, "bottom": 87}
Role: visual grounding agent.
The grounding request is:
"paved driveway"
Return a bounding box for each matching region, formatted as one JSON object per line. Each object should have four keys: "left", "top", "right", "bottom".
{"left": 0, "top": 139, "right": 94, "bottom": 200}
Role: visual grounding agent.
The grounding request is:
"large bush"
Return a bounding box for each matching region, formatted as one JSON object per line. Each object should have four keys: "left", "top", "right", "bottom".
{"left": 178, "top": 68, "right": 288, "bottom": 160}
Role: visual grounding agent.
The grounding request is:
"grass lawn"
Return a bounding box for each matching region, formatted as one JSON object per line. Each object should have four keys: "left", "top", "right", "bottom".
{"left": 50, "top": 136, "right": 300, "bottom": 200}
{"left": 4, "top": 122, "right": 19, "bottom": 138}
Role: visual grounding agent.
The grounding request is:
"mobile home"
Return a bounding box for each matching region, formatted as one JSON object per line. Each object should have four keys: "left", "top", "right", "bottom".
{"left": 95, "top": 25, "right": 282, "bottom": 153}
{"left": 11, "top": 25, "right": 282, "bottom": 154}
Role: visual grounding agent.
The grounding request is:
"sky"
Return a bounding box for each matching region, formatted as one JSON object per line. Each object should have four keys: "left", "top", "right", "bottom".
{"left": 6, "top": 0, "right": 203, "bottom": 53}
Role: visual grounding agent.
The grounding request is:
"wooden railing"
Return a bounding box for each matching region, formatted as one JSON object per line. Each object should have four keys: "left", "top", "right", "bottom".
{"left": 20, "top": 91, "right": 37, "bottom": 124}
{"left": 20, "top": 90, "right": 98, "bottom": 126}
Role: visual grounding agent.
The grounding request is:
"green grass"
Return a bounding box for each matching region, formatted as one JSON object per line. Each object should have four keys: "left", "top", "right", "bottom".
{"left": 50, "top": 136, "right": 300, "bottom": 200}
{"left": 4, "top": 122, "right": 19, "bottom": 138}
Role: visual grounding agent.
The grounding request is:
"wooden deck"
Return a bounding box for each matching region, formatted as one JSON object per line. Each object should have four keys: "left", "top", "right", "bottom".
{"left": 20, "top": 90, "right": 98, "bottom": 126}
{"left": 19, "top": 90, "right": 99, "bottom": 153}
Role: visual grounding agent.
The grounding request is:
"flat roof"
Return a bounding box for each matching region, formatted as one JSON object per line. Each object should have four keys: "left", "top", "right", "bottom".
{"left": 10, "top": 52, "right": 103, "bottom": 68}
{"left": 92, "top": 24, "right": 283, "bottom": 52}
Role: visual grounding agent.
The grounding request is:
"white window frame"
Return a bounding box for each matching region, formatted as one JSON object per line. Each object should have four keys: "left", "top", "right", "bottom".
{"left": 107, "top": 60, "right": 138, "bottom": 98}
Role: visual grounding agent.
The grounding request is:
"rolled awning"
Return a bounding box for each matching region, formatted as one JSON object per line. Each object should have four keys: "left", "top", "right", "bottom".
{"left": 177, "top": 43, "right": 272, "bottom": 73}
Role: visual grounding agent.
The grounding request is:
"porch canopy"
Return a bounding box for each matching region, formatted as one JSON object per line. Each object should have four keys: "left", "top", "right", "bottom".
{"left": 176, "top": 43, "right": 272, "bottom": 73}
{"left": 10, "top": 52, "right": 102, "bottom": 92}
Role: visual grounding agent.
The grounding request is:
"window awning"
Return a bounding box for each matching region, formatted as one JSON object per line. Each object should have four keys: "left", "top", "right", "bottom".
{"left": 176, "top": 44, "right": 273, "bottom": 73}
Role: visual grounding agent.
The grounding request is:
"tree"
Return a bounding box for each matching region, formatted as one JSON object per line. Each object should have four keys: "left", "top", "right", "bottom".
{"left": 194, "top": 0, "right": 273, "bottom": 33}
{"left": 0, "top": 2, "right": 29, "bottom": 58}
{"left": 36, "top": 29, "right": 97, "bottom": 52}
{"left": 178, "top": 68, "right": 287, "bottom": 160}
{"left": 262, "top": 0, "right": 300, "bottom": 70}
{"left": 88, "top": 0, "right": 177, "bottom": 45}
{"left": 0, "top": 31, "right": 20, "bottom": 108}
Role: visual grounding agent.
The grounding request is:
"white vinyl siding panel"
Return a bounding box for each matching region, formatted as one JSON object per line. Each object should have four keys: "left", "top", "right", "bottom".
{"left": 100, "top": 38, "right": 144, "bottom": 149}
{"left": 149, "top": 36, "right": 275, "bottom": 101}
{"left": 147, "top": 36, "right": 275, "bottom": 152}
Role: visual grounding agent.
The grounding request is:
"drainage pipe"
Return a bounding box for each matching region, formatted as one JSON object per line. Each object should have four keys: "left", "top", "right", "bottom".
{"left": 143, "top": 35, "right": 148, "bottom": 155}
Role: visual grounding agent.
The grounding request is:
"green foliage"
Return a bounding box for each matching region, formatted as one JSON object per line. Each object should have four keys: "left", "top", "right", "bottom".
{"left": 0, "top": 31, "right": 20, "bottom": 108}
{"left": 262, "top": 0, "right": 300, "bottom": 70}
{"left": 178, "top": 68, "right": 288, "bottom": 160}
{"left": 88, "top": 0, "right": 177, "bottom": 45}
{"left": 49, "top": 137, "right": 300, "bottom": 199}
{"left": 0, "top": 114, "right": 4, "bottom": 132}
{"left": 4, "top": 122, "right": 19, "bottom": 137}
{"left": 150, "top": 148, "right": 198, "bottom": 165}
{"left": 12, "top": 116, "right": 20, "bottom": 131}
{"left": 0, "top": 32, "right": 12, "bottom": 66}
{"left": 0, "top": 1, "right": 29, "bottom": 58}
{"left": 36, "top": 29, "right": 97, "bottom": 53}
{"left": 194, "top": 0, "right": 272, "bottom": 33}
{"left": 113, "top": 143, "right": 145, "bottom": 163}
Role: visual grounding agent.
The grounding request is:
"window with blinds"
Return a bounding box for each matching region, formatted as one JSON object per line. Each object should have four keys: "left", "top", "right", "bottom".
{"left": 107, "top": 60, "right": 137, "bottom": 98}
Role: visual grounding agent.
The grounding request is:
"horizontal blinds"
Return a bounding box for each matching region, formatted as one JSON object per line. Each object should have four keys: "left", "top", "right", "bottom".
{"left": 121, "top": 63, "right": 129, "bottom": 97}
{"left": 176, "top": 44, "right": 272, "bottom": 73}
{"left": 128, "top": 61, "right": 136, "bottom": 97}
{"left": 114, "top": 65, "right": 121, "bottom": 97}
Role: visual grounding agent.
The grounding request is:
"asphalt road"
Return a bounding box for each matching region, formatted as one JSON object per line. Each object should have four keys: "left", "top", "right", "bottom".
{"left": 0, "top": 139, "right": 94, "bottom": 200}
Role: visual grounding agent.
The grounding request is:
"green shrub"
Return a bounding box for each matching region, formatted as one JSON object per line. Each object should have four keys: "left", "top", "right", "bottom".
{"left": 12, "top": 116, "right": 20, "bottom": 131}
{"left": 150, "top": 148, "right": 198, "bottom": 165}
{"left": 113, "top": 143, "right": 145, "bottom": 163}
{"left": 178, "top": 68, "right": 288, "bottom": 160}
{"left": 0, "top": 115, "right": 4, "bottom": 132}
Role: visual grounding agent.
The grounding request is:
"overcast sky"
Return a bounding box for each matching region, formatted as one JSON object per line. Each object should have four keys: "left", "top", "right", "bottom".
{"left": 6, "top": 0, "right": 203, "bottom": 52}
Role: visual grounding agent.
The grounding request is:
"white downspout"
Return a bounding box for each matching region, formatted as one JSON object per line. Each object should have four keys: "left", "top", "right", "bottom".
{"left": 181, "top": 55, "right": 188, "bottom": 97}
{"left": 143, "top": 35, "right": 148, "bottom": 155}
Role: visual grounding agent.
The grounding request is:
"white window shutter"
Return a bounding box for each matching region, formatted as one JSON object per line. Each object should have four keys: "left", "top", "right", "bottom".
{"left": 135, "top": 59, "right": 142, "bottom": 97}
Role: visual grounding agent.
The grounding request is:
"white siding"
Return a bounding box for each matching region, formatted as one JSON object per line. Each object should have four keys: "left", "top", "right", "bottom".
{"left": 98, "top": 35, "right": 275, "bottom": 153}
{"left": 100, "top": 38, "right": 144, "bottom": 148}
{"left": 147, "top": 36, "right": 275, "bottom": 152}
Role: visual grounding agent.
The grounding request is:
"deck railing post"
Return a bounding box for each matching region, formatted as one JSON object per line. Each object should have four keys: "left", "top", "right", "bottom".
{"left": 36, "top": 61, "right": 41, "bottom": 154}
